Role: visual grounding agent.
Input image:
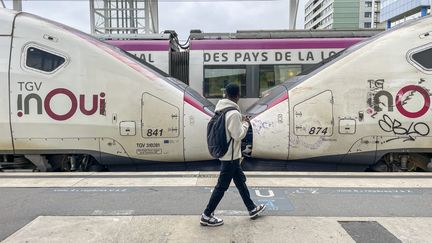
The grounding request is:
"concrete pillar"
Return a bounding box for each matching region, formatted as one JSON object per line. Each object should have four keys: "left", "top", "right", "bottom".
{"left": 89, "top": 0, "right": 95, "bottom": 34}
{"left": 13, "top": 0, "right": 22, "bottom": 11}
{"left": 289, "top": 0, "right": 299, "bottom": 29}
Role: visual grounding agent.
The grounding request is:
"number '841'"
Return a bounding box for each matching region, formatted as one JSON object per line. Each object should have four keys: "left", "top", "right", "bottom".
{"left": 147, "top": 129, "right": 163, "bottom": 137}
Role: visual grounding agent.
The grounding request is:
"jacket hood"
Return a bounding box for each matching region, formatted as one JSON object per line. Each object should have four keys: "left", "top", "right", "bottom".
{"left": 215, "top": 99, "right": 240, "bottom": 112}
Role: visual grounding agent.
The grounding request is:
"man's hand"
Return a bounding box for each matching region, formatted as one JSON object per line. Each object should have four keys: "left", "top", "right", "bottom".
{"left": 242, "top": 115, "right": 250, "bottom": 123}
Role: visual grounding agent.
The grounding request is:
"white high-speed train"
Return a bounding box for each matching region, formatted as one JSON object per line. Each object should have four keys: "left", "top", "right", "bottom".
{"left": 0, "top": 9, "right": 215, "bottom": 171}
{"left": 245, "top": 15, "right": 432, "bottom": 172}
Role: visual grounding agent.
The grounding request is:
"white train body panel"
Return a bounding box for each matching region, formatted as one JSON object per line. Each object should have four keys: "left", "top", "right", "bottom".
{"left": 1, "top": 9, "right": 214, "bottom": 166}
{"left": 183, "top": 102, "right": 212, "bottom": 161}
{"left": 0, "top": 9, "right": 14, "bottom": 34}
{"left": 248, "top": 16, "right": 432, "bottom": 166}
{"left": 0, "top": 10, "right": 13, "bottom": 153}
{"left": 250, "top": 97, "right": 289, "bottom": 160}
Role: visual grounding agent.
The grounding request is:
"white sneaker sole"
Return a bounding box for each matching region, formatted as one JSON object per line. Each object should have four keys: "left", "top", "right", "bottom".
{"left": 250, "top": 204, "right": 267, "bottom": 219}
{"left": 200, "top": 220, "right": 224, "bottom": 227}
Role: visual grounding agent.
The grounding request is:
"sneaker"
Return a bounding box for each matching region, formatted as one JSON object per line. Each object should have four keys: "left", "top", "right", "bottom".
{"left": 249, "top": 204, "right": 266, "bottom": 219}
{"left": 200, "top": 213, "right": 224, "bottom": 227}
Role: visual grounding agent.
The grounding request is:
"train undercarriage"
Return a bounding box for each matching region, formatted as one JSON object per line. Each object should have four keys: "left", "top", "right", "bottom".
{"left": 370, "top": 153, "right": 432, "bottom": 172}
{"left": 0, "top": 154, "right": 106, "bottom": 172}
{"left": 1, "top": 152, "right": 432, "bottom": 172}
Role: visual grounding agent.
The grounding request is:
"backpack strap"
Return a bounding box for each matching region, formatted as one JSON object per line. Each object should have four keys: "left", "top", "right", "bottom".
{"left": 221, "top": 106, "right": 238, "bottom": 162}
{"left": 220, "top": 107, "right": 238, "bottom": 114}
{"left": 231, "top": 138, "right": 234, "bottom": 162}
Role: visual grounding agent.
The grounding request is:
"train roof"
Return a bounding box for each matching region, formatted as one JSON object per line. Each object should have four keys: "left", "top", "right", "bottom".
{"left": 190, "top": 29, "right": 384, "bottom": 40}
{"left": 189, "top": 38, "right": 365, "bottom": 50}
{"left": 96, "top": 31, "right": 180, "bottom": 51}
{"left": 106, "top": 40, "right": 174, "bottom": 51}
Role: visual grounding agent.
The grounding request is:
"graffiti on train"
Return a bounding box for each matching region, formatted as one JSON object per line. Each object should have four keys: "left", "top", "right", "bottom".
{"left": 378, "top": 114, "right": 430, "bottom": 140}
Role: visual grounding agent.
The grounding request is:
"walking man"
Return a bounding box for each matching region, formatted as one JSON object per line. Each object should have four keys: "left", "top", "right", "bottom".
{"left": 200, "top": 83, "right": 266, "bottom": 227}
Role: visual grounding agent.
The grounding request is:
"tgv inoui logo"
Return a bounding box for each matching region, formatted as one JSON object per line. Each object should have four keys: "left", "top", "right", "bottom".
{"left": 16, "top": 82, "right": 106, "bottom": 121}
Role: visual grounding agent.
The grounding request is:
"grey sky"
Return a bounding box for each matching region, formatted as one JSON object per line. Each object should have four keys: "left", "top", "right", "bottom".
{"left": 3, "top": 0, "right": 306, "bottom": 40}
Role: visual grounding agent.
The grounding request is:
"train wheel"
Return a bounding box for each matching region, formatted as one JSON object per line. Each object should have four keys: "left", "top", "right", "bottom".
{"left": 47, "top": 155, "right": 70, "bottom": 172}
{"left": 371, "top": 153, "right": 431, "bottom": 172}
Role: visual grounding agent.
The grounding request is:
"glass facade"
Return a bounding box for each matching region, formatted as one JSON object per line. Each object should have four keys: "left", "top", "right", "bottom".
{"left": 380, "top": 0, "right": 430, "bottom": 22}
{"left": 305, "top": 0, "right": 380, "bottom": 29}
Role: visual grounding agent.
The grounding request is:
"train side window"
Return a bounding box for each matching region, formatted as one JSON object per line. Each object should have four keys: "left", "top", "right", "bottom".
{"left": 259, "top": 65, "right": 302, "bottom": 97}
{"left": 203, "top": 65, "right": 246, "bottom": 98}
{"left": 25, "top": 47, "right": 66, "bottom": 73}
{"left": 411, "top": 47, "right": 432, "bottom": 71}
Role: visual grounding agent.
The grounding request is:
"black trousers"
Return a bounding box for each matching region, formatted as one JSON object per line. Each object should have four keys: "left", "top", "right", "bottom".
{"left": 204, "top": 159, "right": 256, "bottom": 216}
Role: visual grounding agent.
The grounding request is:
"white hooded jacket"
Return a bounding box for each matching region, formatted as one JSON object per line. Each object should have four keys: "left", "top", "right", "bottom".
{"left": 215, "top": 99, "right": 250, "bottom": 161}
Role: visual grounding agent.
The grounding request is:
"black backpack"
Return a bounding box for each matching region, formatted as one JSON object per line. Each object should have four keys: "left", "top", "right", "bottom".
{"left": 207, "top": 107, "right": 238, "bottom": 158}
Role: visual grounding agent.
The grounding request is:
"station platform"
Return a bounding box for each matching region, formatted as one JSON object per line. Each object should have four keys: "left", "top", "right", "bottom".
{"left": 1, "top": 172, "right": 432, "bottom": 242}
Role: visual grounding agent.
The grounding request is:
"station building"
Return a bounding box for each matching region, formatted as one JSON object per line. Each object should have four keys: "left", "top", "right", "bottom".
{"left": 380, "top": 0, "right": 431, "bottom": 28}
{"left": 304, "top": 0, "right": 383, "bottom": 29}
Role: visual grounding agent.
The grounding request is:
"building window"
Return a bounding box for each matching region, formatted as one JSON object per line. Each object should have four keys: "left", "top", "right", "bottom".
{"left": 365, "top": 1, "right": 372, "bottom": 7}
{"left": 411, "top": 48, "right": 432, "bottom": 70}
{"left": 364, "top": 22, "right": 372, "bottom": 28}
{"left": 203, "top": 66, "right": 246, "bottom": 98}
{"left": 26, "top": 47, "right": 66, "bottom": 73}
{"left": 259, "top": 65, "right": 302, "bottom": 96}
{"left": 364, "top": 12, "right": 372, "bottom": 18}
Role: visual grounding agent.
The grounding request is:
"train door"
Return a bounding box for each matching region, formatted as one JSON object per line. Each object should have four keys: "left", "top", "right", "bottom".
{"left": 0, "top": 27, "right": 13, "bottom": 153}
{"left": 140, "top": 93, "right": 183, "bottom": 161}
{"left": 292, "top": 90, "right": 334, "bottom": 156}
{"left": 293, "top": 90, "right": 334, "bottom": 136}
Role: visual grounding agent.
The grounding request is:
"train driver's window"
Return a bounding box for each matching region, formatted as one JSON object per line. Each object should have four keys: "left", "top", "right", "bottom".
{"left": 411, "top": 47, "right": 432, "bottom": 71}
{"left": 259, "top": 65, "right": 301, "bottom": 97}
{"left": 203, "top": 66, "right": 246, "bottom": 98}
{"left": 25, "top": 47, "right": 66, "bottom": 73}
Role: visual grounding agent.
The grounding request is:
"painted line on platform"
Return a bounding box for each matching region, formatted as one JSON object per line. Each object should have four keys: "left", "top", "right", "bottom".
{"left": 92, "top": 210, "right": 135, "bottom": 216}
{"left": 0, "top": 172, "right": 432, "bottom": 188}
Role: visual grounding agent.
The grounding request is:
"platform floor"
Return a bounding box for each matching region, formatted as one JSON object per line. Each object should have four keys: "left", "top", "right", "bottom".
{"left": 4, "top": 216, "right": 432, "bottom": 243}
{"left": 1, "top": 172, "right": 431, "bottom": 243}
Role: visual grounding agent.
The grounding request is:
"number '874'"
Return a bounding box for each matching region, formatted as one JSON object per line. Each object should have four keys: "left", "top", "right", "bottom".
{"left": 309, "top": 127, "right": 328, "bottom": 135}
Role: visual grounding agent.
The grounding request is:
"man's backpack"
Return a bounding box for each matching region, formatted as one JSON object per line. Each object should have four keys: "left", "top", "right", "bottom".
{"left": 207, "top": 107, "right": 238, "bottom": 158}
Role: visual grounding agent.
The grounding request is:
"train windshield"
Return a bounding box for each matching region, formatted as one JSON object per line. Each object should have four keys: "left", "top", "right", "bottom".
{"left": 185, "top": 87, "right": 215, "bottom": 116}
{"left": 246, "top": 85, "right": 287, "bottom": 117}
